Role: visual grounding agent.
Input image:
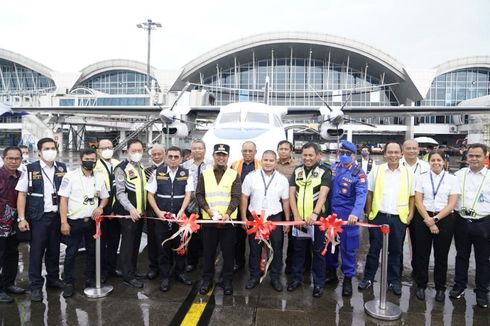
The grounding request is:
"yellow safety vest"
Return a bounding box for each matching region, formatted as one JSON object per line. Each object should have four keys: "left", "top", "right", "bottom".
{"left": 293, "top": 165, "right": 327, "bottom": 220}
{"left": 124, "top": 163, "right": 147, "bottom": 214}
{"left": 94, "top": 158, "right": 120, "bottom": 190}
{"left": 202, "top": 168, "right": 238, "bottom": 219}
{"left": 369, "top": 163, "right": 413, "bottom": 224}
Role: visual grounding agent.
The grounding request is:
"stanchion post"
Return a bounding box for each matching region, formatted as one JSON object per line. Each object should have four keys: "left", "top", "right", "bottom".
{"left": 364, "top": 224, "right": 402, "bottom": 320}
{"left": 84, "top": 232, "right": 114, "bottom": 298}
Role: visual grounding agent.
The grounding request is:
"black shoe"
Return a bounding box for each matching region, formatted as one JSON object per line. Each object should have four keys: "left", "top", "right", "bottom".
{"left": 312, "top": 285, "right": 324, "bottom": 298}
{"left": 449, "top": 287, "right": 465, "bottom": 299}
{"left": 358, "top": 279, "right": 373, "bottom": 290}
{"left": 31, "top": 288, "right": 43, "bottom": 302}
{"left": 233, "top": 264, "right": 244, "bottom": 273}
{"left": 245, "top": 278, "right": 260, "bottom": 290}
{"left": 124, "top": 278, "right": 144, "bottom": 288}
{"left": 476, "top": 296, "right": 488, "bottom": 308}
{"left": 0, "top": 291, "right": 13, "bottom": 304}
{"left": 135, "top": 271, "right": 146, "bottom": 279}
{"left": 435, "top": 289, "right": 445, "bottom": 302}
{"left": 287, "top": 280, "right": 302, "bottom": 292}
{"left": 175, "top": 274, "right": 192, "bottom": 286}
{"left": 270, "top": 279, "right": 283, "bottom": 292}
{"left": 342, "top": 278, "right": 352, "bottom": 297}
{"left": 5, "top": 285, "right": 26, "bottom": 295}
{"left": 221, "top": 280, "right": 233, "bottom": 295}
{"left": 147, "top": 270, "right": 159, "bottom": 280}
{"left": 46, "top": 279, "right": 64, "bottom": 289}
{"left": 416, "top": 287, "right": 425, "bottom": 301}
{"left": 185, "top": 264, "right": 196, "bottom": 273}
{"left": 388, "top": 283, "right": 402, "bottom": 296}
{"left": 63, "top": 284, "right": 74, "bottom": 298}
{"left": 199, "top": 280, "right": 213, "bottom": 295}
{"left": 160, "top": 279, "right": 170, "bottom": 292}
{"left": 325, "top": 268, "right": 339, "bottom": 284}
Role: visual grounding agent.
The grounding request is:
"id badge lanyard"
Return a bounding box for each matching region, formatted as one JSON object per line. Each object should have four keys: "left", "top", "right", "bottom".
{"left": 260, "top": 170, "right": 276, "bottom": 211}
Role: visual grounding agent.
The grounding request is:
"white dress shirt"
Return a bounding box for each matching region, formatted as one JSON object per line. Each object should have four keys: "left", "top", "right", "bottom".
{"left": 58, "top": 169, "right": 109, "bottom": 220}
{"left": 400, "top": 157, "right": 430, "bottom": 176}
{"left": 242, "top": 169, "right": 289, "bottom": 216}
{"left": 368, "top": 163, "right": 415, "bottom": 215}
{"left": 16, "top": 160, "right": 61, "bottom": 213}
{"left": 455, "top": 167, "right": 490, "bottom": 218}
{"left": 415, "top": 170, "right": 460, "bottom": 212}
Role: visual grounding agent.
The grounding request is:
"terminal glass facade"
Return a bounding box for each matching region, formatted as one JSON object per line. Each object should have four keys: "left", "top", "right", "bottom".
{"left": 0, "top": 59, "right": 55, "bottom": 95}
{"left": 79, "top": 70, "right": 158, "bottom": 95}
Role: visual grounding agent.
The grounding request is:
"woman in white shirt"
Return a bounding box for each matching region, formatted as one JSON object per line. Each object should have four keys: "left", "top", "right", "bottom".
{"left": 413, "top": 150, "right": 460, "bottom": 302}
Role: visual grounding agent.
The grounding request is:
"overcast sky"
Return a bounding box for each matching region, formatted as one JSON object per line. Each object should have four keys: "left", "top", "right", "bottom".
{"left": 1, "top": 0, "right": 489, "bottom": 72}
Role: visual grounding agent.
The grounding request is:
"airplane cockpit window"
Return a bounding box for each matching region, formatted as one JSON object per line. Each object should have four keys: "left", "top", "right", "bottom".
{"left": 245, "top": 112, "right": 269, "bottom": 124}
{"left": 219, "top": 112, "right": 240, "bottom": 124}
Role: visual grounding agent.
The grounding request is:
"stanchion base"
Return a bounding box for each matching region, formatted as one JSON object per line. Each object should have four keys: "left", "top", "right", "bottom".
{"left": 364, "top": 300, "right": 402, "bottom": 321}
{"left": 84, "top": 285, "right": 114, "bottom": 298}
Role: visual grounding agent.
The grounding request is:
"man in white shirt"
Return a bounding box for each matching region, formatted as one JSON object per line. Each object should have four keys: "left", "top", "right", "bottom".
{"left": 450, "top": 143, "right": 490, "bottom": 308}
{"left": 241, "top": 150, "right": 290, "bottom": 292}
{"left": 358, "top": 145, "right": 376, "bottom": 175}
{"left": 58, "top": 148, "right": 109, "bottom": 298}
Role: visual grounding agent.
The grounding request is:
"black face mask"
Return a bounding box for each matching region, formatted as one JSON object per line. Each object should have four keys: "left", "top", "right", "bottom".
{"left": 82, "top": 160, "right": 96, "bottom": 171}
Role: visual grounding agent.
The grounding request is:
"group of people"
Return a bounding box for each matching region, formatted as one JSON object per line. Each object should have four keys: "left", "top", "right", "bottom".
{"left": 0, "top": 136, "right": 488, "bottom": 309}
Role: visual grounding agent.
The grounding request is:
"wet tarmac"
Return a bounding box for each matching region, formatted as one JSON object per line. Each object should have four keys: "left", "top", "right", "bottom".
{"left": 1, "top": 229, "right": 488, "bottom": 326}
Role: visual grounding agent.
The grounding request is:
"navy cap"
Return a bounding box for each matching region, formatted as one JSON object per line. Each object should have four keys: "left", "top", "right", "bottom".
{"left": 340, "top": 140, "right": 357, "bottom": 153}
{"left": 213, "top": 143, "right": 230, "bottom": 155}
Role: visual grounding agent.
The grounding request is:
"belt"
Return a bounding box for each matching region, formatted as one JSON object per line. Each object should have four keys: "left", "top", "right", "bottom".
{"left": 458, "top": 214, "right": 489, "bottom": 223}
{"left": 379, "top": 212, "right": 399, "bottom": 217}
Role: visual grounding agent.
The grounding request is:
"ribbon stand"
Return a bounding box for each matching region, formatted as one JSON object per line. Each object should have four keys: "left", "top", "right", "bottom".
{"left": 84, "top": 225, "right": 113, "bottom": 298}
{"left": 364, "top": 224, "right": 402, "bottom": 320}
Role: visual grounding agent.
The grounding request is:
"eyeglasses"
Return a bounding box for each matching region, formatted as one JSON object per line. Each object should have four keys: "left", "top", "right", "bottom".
{"left": 167, "top": 155, "right": 181, "bottom": 159}
{"left": 4, "top": 157, "right": 21, "bottom": 161}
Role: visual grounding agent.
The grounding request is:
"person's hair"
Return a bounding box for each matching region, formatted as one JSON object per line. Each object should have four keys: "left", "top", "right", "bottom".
{"left": 361, "top": 145, "right": 369, "bottom": 150}
{"left": 2, "top": 146, "right": 22, "bottom": 158}
{"left": 277, "top": 140, "right": 293, "bottom": 151}
{"left": 167, "top": 146, "right": 182, "bottom": 156}
{"left": 242, "top": 141, "right": 257, "bottom": 150}
{"left": 97, "top": 138, "right": 113, "bottom": 147}
{"left": 182, "top": 149, "right": 191, "bottom": 157}
{"left": 428, "top": 149, "right": 446, "bottom": 162}
{"left": 80, "top": 148, "right": 97, "bottom": 159}
{"left": 19, "top": 145, "right": 28, "bottom": 150}
{"left": 37, "top": 137, "right": 56, "bottom": 151}
{"left": 383, "top": 142, "right": 401, "bottom": 153}
{"left": 262, "top": 150, "right": 277, "bottom": 158}
{"left": 127, "top": 138, "right": 143, "bottom": 150}
{"left": 468, "top": 143, "right": 488, "bottom": 156}
{"left": 191, "top": 139, "right": 206, "bottom": 149}
{"left": 302, "top": 142, "right": 320, "bottom": 153}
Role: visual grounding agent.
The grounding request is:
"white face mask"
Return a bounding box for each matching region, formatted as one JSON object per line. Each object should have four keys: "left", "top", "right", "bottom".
{"left": 129, "top": 152, "right": 143, "bottom": 163}
{"left": 101, "top": 149, "right": 114, "bottom": 160}
{"left": 22, "top": 154, "right": 29, "bottom": 161}
{"left": 42, "top": 149, "right": 57, "bottom": 162}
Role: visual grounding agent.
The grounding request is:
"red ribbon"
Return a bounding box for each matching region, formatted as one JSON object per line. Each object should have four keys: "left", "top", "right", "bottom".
{"left": 93, "top": 216, "right": 103, "bottom": 240}
{"left": 318, "top": 213, "right": 345, "bottom": 256}
{"left": 245, "top": 210, "right": 276, "bottom": 241}
{"left": 380, "top": 225, "right": 390, "bottom": 234}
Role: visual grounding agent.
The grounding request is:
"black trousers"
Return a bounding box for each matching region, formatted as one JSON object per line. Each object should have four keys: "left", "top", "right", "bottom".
{"left": 286, "top": 226, "right": 312, "bottom": 272}
{"left": 63, "top": 219, "right": 95, "bottom": 285}
{"left": 146, "top": 219, "right": 159, "bottom": 272}
{"left": 0, "top": 234, "right": 19, "bottom": 290}
{"left": 119, "top": 219, "right": 143, "bottom": 281}
{"left": 202, "top": 225, "right": 236, "bottom": 282}
{"left": 29, "top": 212, "right": 61, "bottom": 290}
{"left": 102, "top": 218, "right": 121, "bottom": 275}
{"left": 154, "top": 221, "right": 185, "bottom": 278}
{"left": 248, "top": 213, "right": 284, "bottom": 280}
{"left": 454, "top": 214, "right": 490, "bottom": 297}
{"left": 413, "top": 211, "right": 455, "bottom": 290}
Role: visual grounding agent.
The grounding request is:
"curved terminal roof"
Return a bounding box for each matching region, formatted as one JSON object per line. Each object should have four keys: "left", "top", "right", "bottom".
{"left": 174, "top": 32, "right": 422, "bottom": 103}
{"left": 435, "top": 56, "right": 490, "bottom": 76}
{"left": 0, "top": 48, "right": 54, "bottom": 79}
{"left": 75, "top": 59, "right": 158, "bottom": 85}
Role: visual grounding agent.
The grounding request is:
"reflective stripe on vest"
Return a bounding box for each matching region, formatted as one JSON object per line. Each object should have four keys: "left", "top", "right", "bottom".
{"left": 294, "top": 165, "right": 325, "bottom": 220}
{"left": 124, "top": 163, "right": 147, "bottom": 214}
{"left": 369, "top": 163, "right": 413, "bottom": 224}
{"left": 202, "top": 168, "right": 238, "bottom": 219}
{"left": 231, "top": 159, "right": 261, "bottom": 176}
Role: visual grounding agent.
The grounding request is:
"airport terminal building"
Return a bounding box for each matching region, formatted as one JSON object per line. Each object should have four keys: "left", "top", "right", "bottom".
{"left": 1, "top": 32, "right": 489, "bottom": 149}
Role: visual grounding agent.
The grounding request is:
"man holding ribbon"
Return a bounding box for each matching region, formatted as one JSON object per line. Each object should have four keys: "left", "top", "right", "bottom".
{"left": 241, "top": 150, "right": 290, "bottom": 292}
{"left": 147, "top": 146, "right": 193, "bottom": 292}
{"left": 325, "top": 140, "right": 368, "bottom": 297}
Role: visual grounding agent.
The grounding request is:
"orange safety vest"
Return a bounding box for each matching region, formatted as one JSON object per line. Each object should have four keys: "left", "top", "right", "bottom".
{"left": 231, "top": 159, "right": 261, "bottom": 176}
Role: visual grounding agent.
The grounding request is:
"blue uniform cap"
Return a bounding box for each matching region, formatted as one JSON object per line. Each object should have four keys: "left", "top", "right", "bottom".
{"left": 340, "top": 140, "right": 357, "bottom": 153}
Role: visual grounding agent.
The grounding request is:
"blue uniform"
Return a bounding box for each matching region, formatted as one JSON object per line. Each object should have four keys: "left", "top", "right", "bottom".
{"left": 326, "top": 162, "right": 368, "bottom": 278}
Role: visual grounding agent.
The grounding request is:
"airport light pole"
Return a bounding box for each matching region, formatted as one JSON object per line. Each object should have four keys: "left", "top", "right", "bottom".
{"left": 136, "top": 19, "right": 162, "bottom": 89}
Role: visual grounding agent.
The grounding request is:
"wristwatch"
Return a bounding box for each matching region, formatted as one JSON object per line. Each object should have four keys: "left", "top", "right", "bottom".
{"left": 17, "top": 217, "right": 25, "bottom": 223}
{"left": 432, "top": 216, "right": 440, "bottom": 223}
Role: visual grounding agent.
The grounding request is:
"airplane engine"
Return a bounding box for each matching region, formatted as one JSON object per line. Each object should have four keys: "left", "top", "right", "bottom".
{"left": 320, "top": 122, "right": 344, "bottom": 140}
{"left": 162, "top": 121, "right": 189, "bottom": 137}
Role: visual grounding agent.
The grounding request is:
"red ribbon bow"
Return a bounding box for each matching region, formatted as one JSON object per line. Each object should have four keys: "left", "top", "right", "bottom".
{"left": 318, "top": 213, "right": 345, "bottom": 256}
{"left": 93, "top": 216, "right": 104, "bottom": 240}
{"left": 246, "top": 210, "right": 276, "bottom": 241}
{"left": 164, "top": 213, "right": 200, "bottom": 256}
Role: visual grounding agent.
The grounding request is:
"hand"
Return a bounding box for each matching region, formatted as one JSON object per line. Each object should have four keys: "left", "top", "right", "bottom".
{"left": 61, "top": 222, "right": 70, "bottom": 236}
{"left": 18, "top": 220, "right": 30, "bottom": 232}
{"left": 293, "top": 216, "right": 303, "bottom": 230}
{"left": 92, "top": 207, "right": 103, "bottom": 219}
{"left": 429, "top": 224, "right": 439, "bottom": 234}
{"left": 283, "top": 225, "right": 290, "bottom": 234}
{"left": 241, "top": 220, "right": 248, "bottom": 231}
{"left": 347, "top": 215, "right": 358, "bottom": 225}
{"left": 129, "top": 208, "right": 141, "bottom": 222}
{"left": 176, "top": 210, "right": 184, "bottom": 220}
{"left": 306, "top": 214, "right": 316, "bottom": 225}
{"left": 157, "top": 210, "right": 167, "bottom": 220}
{"left": 221, "top": 214, "right": 230, "bottom": 222}
{"left": 424, "top": 218, "right": 435, "bottom": 227}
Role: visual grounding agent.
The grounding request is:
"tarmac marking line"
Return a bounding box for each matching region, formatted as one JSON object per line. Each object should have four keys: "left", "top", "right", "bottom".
{"left": 169, "top": 283, "right": 215, "bottom": 326}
